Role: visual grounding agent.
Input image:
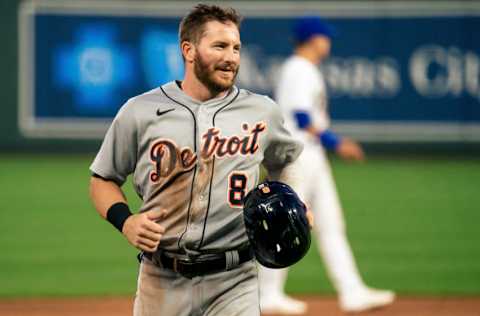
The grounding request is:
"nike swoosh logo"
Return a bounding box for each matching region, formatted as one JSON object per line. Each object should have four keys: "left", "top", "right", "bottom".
{"left": 156, "top": 108, "right": 175, "bottom": 116}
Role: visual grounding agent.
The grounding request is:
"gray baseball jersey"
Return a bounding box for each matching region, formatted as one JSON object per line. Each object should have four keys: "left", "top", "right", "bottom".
{"left": 90, "top": 80, "right": 303, "bottom": 257}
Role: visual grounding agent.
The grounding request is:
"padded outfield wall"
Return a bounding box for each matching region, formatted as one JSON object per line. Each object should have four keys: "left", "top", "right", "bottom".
{"left": 2, "top": 0, "right": 480, "bottom": 151}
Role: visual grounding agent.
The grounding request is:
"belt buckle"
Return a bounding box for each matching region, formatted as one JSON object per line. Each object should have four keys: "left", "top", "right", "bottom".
{"left": 178, "top": 258, "right": 196, "bottom": 278}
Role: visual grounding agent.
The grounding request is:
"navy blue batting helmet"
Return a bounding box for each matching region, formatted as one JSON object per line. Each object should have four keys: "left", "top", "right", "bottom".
{"left": 243, "top": 181, "right": 311, "bottom": 268}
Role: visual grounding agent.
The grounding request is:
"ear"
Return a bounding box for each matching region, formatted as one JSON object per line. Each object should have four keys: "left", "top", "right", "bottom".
{"left": 181, "top": 41, "right": 195, "bottom": 63}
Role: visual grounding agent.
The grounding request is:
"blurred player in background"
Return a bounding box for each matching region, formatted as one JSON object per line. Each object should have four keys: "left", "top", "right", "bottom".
{"left": 258, "top": 16, "right": 395, "bottom": 314}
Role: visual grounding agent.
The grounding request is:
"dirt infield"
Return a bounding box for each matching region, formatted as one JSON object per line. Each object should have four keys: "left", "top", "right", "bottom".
{"left": 0, "top": 296, "right": 479, "bottom": 316}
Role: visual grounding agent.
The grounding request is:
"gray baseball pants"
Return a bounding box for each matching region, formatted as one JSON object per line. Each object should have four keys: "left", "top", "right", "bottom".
{"left": 133, "top": 257, "right": 260, "bottom": 316}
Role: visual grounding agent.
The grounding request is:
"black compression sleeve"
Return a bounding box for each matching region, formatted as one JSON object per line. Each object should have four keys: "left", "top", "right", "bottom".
{"left": 106, "top": 202, "right": 133, "bottom": 233}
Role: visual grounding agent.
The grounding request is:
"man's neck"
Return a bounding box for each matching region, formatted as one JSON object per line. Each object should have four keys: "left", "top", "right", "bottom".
{"left": 295, "top": 47, "right": 322, "bottom": 66}
{"left": 181, "top": 72, "right": 228, "bottom": 102}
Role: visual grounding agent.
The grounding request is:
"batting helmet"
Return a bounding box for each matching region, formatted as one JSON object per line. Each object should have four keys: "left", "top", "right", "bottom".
{"left": 243, "top": 181, "right": 311, "bottom": 268}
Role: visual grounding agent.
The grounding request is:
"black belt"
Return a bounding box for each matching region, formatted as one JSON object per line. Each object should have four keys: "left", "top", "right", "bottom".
{"left": 141, "top": 247, "right": 254, "bottom": 279}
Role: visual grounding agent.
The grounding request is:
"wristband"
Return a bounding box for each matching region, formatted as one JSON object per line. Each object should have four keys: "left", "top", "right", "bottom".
{"left": 317, "top": 129, "right": 341, "bottom": 150}
{"left": 106, "top": 202, "right": 133, "bottom": 233}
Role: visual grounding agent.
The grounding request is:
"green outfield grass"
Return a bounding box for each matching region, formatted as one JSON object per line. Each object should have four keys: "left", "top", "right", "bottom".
{"left": 0, "top": 154, "right": 479, "bottom": 297}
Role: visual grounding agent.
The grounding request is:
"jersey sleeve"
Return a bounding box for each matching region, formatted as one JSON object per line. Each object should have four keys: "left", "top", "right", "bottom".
{"left": 276, "top": 58, "right": 331, "bottom": 132}
{"left": 276, "top": 62, "right": 317, "bottom": 112}
{"left": 262, "top": 97, "right": 304, "bottom": 172}
{"left": 89, "top": 99, "right": 138, "bottom": 186}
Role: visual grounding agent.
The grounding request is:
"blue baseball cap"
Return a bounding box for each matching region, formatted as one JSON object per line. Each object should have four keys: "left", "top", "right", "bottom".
{"left": 292, "top": 16, "right": 337, "bottom": 43}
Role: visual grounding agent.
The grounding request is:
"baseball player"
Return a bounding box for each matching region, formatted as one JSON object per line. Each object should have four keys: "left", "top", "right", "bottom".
{"left": 89, "top": 4, "right": 311, "bottom": 316}
{"left": 258, "top": 16, "right": 395, "bottom": 314}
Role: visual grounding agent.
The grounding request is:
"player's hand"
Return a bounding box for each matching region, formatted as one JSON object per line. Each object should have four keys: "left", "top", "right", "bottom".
{"left": 122, "top": 209, "right": 166, "bottom": 252}
{"left": 335, "top": 138, "right": 365, "bottom": 161}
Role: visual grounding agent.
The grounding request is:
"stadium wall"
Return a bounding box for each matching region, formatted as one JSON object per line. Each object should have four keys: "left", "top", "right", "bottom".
{"left": 2, "top": 0, "right": 480, "bottom": 152}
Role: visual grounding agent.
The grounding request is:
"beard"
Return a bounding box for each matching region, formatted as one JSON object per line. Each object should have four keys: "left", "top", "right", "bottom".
{"left": 194, "top": 52, "right": 239, "bottom": 96}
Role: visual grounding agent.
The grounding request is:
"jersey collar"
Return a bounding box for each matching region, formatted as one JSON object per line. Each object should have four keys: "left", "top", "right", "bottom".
{"left": 161, "top": 80, "right": 239, "bottom": 109}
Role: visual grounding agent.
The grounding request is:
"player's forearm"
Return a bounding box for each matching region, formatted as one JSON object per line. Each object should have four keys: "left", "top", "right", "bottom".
{"left": 89, "top": 176, "right": 128, "bottom": 219}
{"left": 293, "top": 110, "right": 328, "bottom": 138}
{"left": 267, "top": 159, "right": 306, "bottom": 201}
{"left": 302, "top": 123, "right": 341, "bottom": 149}
{"left": 304, "top": 124, "right": 319, "bottom": 137}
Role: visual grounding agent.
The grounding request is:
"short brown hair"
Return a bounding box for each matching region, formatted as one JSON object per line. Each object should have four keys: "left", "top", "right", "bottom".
{"left": 179, "top": 4, "right": 242, "bottom": 45}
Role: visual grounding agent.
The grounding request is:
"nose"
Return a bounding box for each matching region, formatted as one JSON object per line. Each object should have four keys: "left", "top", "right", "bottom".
{"left": 223, "top": 46, "right": 239, "bottom": 65}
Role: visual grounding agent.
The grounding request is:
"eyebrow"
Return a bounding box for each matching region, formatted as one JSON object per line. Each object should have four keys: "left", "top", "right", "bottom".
{"left": 211, "top": 40, "right": 242, "bottom": 46}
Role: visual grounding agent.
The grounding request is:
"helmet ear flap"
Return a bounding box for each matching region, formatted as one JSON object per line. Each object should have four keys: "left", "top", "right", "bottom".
{"left": 243, "top": 181, "right": 311, "bottom": 269}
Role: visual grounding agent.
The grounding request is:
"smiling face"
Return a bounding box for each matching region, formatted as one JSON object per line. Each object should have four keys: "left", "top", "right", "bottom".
{"left": 185, "top": 20, "right": 241, "bottom": 95}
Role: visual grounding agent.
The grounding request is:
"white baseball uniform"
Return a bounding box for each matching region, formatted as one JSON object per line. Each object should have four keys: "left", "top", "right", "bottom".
{"left": 258, "top": 55, "right": 366, "bottom": 301}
